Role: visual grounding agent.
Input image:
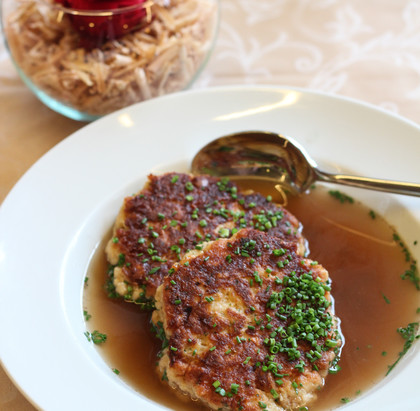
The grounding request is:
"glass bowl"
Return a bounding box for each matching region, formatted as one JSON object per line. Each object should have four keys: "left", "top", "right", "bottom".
{"left": 1, "top": 0, "right": 219, "bottom": 121}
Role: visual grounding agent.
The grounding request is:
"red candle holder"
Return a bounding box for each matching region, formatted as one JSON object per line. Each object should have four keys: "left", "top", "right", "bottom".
{"left": 54, "top": 0, "right": 153, "bottom": 49}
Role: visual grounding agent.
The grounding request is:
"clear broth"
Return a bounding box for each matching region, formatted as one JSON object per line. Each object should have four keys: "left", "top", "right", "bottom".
{"left": 84, "top": 185, "right": 419, "bottom": 410}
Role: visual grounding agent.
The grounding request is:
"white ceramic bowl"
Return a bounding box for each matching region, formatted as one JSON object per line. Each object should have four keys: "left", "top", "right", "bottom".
{"left": 0, "top": 86, "right": 419, "bottom": 410}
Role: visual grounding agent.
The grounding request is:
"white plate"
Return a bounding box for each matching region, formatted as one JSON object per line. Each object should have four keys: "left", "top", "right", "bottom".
{"left": 0, "top": 86, "right": 419, "bottom": 411}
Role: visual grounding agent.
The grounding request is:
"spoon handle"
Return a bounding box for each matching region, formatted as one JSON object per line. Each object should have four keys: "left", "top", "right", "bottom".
{"left": 315, "top": 170, "right": 420, "bottom": 197}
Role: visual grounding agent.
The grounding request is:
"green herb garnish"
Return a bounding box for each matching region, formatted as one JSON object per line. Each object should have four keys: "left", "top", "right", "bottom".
{"left": 328, "top": 190, "right": 354, "bottom": 204}
{"left": 386, "top": 322, "right": 420, "bottom": 376}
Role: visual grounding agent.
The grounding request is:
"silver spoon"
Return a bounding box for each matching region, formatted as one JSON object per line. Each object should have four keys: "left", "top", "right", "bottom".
{"left": 191, "top": 131, "right": 420, "bottom": 197}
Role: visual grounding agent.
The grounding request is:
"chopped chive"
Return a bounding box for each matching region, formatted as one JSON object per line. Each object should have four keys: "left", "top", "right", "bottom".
{"left": 231, "top": 383, "right": 239, "bottom": 394}
{"left": 219, "top": 228, "right": 230, "bottom": 238}
{"left": 83, "top": 310, "right": 91, "bottom": 321}
{"left": 386, "top": 322, "right": 420, "bottom": 375}
{"left": 89, "top": 330, "right": 107, "bottom": 345}
{"left": 148, "top": 267, "right": 161, "bottom": 275}
{"left": 382, "top": 292, "right": 391, "bottom": 304}
{"left": 328, "top": 190, "right": 354, "bottom": 204}
{"left": 185, "top": 182, "right": 194, "bottom": 191}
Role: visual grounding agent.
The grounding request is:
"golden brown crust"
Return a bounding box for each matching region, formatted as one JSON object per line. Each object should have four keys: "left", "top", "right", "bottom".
{"left": 106, "top": 173, "right": 306, "bottom": 302}
{"left": 152, "top": 228, "right": 341, "bottom": 410}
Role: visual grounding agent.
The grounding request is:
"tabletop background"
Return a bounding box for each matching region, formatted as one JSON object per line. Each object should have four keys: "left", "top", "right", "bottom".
{"left": 2, "top": 0, "right": 420, "bottom": 409}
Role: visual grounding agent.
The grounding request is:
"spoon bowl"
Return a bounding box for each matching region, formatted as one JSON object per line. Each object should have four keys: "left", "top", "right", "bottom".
{"left": 191, "top": 131, "right": 420, "bottom": 197}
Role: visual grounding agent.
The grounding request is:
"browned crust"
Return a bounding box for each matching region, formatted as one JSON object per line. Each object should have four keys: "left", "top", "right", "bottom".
{"left": 153, "top": 228, "right": 341, "bottom": 410}
{"left": 106, "top": 173, "right": 306, "bottom": 300}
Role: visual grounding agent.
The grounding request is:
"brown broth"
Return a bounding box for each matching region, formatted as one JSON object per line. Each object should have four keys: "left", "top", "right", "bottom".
{"left": 83, "top": 185, "right": 419, "bottom": 410}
